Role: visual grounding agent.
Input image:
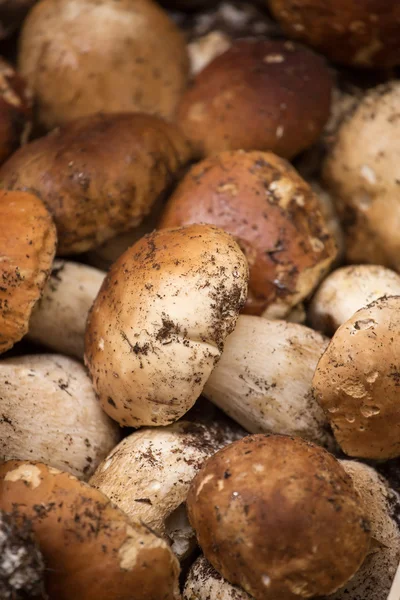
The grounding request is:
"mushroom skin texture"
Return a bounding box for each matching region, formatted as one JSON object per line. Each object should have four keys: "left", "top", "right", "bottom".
{"left": 90, "top": 419, "right": 244, "bottom": 560}
{"left": 203, "top": 315, "right": 334, "bottom": 449}
{"left": 267, "top": 0, "right": 400, "bottom": 68}
{"left": 0, "top": 460, "right": 181, "bottom": 600}
{"left": 184, "top": 555, "right": 252, "bottom": 600}
{"left": 159, "top": 151, "right": 337, "bottom": 317}
{"left": 177, "top": 39, "right": 332, "bottom": 160}
{"left": 28, "top": 260, "right": 105, "bottom": 358}
{"left": 0, "top": 354, "right": 120, "bottom": 479}
{"left": 330, "top": 461, "right": 400, "bottom": 600}
{"left": 0, "top": 190, "right": 56, "bottom": 354}
{"left": 0, "top": 0, "right": 37, "bottom": 39}
{"left": 85, "top": 224, "right": 249, "bottom": 428}
{"left": 313, "top": 296, "right": 400, "bottom": 460}
{"left": 323, "top": 82, "right": 400, "bottom": 269}
{"left": 309, "top": 265, "right": 400, "bottom": 336}
{"left": 187, "top": 434, "right": 370, "bottom": 600}
{"left": 18, "top": 0, "right": 189, "bottom": 130}
{"left": 0, "top": 113, "right": 191, "bottom": 255}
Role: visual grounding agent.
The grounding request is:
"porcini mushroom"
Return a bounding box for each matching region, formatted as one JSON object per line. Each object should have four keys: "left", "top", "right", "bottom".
{"left": 84, "top": 224, "right": 248, "bottom": 427}
{"left": 18, "top": 0, "right": 189, "bottom": 129}
{"left": 313, "top": 295, "right": 400, "bottom": 460}
{"left": 187, "top": 434, "right": 370, "bottom": 600}
{"left": 0, "top": 460, "right": 181, "bottom": 600}
{"left": 0, "top": 189, "right": 56, "bottom": 354}
{"left": 159, "top": 151, "right": 337, "bottom": 317}
{"left": 0, "top": 354, "right": 120, "bottom": 478}
{"left": 0, "top": 113, "right": 191, "bottom": 255}
{"left": 184, "top": 555, "right": 252, "bottom": 600}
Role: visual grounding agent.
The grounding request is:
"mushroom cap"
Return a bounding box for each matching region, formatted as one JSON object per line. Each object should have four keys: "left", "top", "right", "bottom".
{"left": 18, "top": 0, "right": 189, "bottom": 129}
{"left": 184, "top": 555, "right": 252, "bottom": 600}
{"left": 187, "top": 434, "right": 370, "bottom": 600}
{"left": 0, "top": 113, "right": 191, "bottom": 255}
{"left": 177, "top": 39, "right": 332, "bottom": 159}
{"left": 323, "top": 82, "right": 400, "bottom": 269}
{"left": 0, "top": 0, "right": 37, "bottom": 39}
{"left": 0, "top": 354, "right": 120, "bottom": 479}
{"left": 309, "top": 264, "right": 400, "bottom": 335}
{"left": 0, "top": 460, "right": 181, "bottom": 600}
{"left": 313, "top": 295, "right": 400, "bottom": 460}
{"left": 267, "top": 0, "right": 400, "bottom": 68}
{"left": 28, "top": 260, "right": 105, "bottom": 358}
{"left": 0, "top": 190, "right": 56, "bottom": 354}
{"left": 84, "top": 224, "right": 248, "bottom": 427}
{"left": 159, "top": 151, "right": 337, "bottom": 316}
{"left": 203, "top": 315, "right": 334, "bottom": 449}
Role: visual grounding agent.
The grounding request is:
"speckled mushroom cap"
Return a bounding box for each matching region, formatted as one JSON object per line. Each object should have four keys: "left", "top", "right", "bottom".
{"left": 187, "top": 434, "right": 370, "bottom": 600}
{"left": 184, "top": 555, "right": 252, "bottom": 600}
{"left": 313, "top": 296, "right": 400, "bottom": 460}
{"left": 84, "top": 224, "right": 248, "bottom": 427}
{"left": 0, "top": 190, "right": 56, "bottom": 354}
{"left": 0, "top": 113, "right": 191, "bottom": 255}
{"left": 0, "top": 460, "right": 181, "bottom": 600}
{"left": 160, "top": 151, "right": 337, "bottom": 316}
{"left": 267, "top": 0, "right": 400, "bottom": 68}
{"left": 323, "top": 82, "right": 400, "bottom": 270}
{"left": 18, "top": 0, "right": 189, "bottom": 129}
{"left": 177, "top": 39, "right": 332, "bottom": 160}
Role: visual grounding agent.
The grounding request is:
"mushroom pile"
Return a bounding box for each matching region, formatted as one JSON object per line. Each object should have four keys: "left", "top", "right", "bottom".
{"left": 0, "top": 0, "right": 400, "bottom": 599}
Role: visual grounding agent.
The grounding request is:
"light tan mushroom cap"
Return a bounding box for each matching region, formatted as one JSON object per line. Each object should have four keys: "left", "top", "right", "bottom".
{"left": 0, "top": 354, "right": 120, "bottom": 479}
{"left": 313, "top": 295, "right": 400, "bottom": 459}
{"left": 184, "top": 555, "right": 252, "bottom": 600}
{"left": 85, "top": 224, "right": 248, "bottom": 427}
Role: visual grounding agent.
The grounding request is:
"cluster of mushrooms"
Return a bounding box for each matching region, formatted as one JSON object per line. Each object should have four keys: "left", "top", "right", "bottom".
{"left": 0, "top": 0, "right": 400, "bottom": 599}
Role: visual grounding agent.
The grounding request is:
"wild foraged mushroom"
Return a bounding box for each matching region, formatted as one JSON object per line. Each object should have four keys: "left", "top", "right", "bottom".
{"left": 84, "top": 224, "right": 248, "bottom": 428}
{"left": 0, "top": 460, "right": 181, "bottom": 600}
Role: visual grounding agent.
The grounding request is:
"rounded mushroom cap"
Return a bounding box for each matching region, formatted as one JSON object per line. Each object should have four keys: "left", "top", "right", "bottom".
{"left": 85, "top": 224, "right": 248, "bottom": 427}
{"left": 177, "top": 39, "right": 332, "bottom": 160}
{"left": 0, "top": 113, "right": 191, "bottom": 255}
{"left": 0, "top": 0, "right": 37, "bottom": 39}
{"left": 309, "top": 265, "right": 400, "bottom": 335}
{"left": 0, "top": 460, "right": 181, "bottom": 600}
{"left": 323, "top": 82, "right": 400, "bottom": 269}
{"left": 159, "top": 151, "right": 337, "bottom": 316}
{"left": 184, "top": 555, "right": 252, "bottom": 600}
{"left": 313, "top": 295, "right": 400, "bottom": 460}
{"left": 0, "top": 190, "right": 56, "bottom": 354}
{"left": 18, "top": 0, "right": 189, "bottom": 129}
{"left": 187, "top": 434, "right": 370, "bottom": 600}
{"left": 0, "top": 354, "right": 120, "bottom": 479}
{"left": 267, "top": 0, "right": 400, "bottom": 68}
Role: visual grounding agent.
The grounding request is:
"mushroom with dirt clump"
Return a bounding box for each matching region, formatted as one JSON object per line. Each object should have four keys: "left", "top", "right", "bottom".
{"left": 313, "top": 295, "right": 400, "bottom": 460}
{"left": 84, "top": 224, "right": 248, "bottom": 427}
{"left": 184, "top": 555, "right": 252, "bottom": 600}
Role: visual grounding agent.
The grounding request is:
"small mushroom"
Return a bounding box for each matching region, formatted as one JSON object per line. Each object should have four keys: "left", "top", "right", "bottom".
{"left": 184, "top": 555, "right": 252, "bottom": 600}
{"left": 0, "top": 0, "right": 37, "bottom": 39}
{"left": 177, "top": 39, "right": 332, "bottom": 159}
{"left": 0, "top": 113, "right": 191, "bottom": 255}
{"left": 84, "top": 224, "right": 248, "bottom": 427}
{"left": 0, "top": 354, "right": 120, "bottom": 478}
{"left": 203, "top": 315, "right": 334, "bottom": 448}
{"left": 267, "top": 0, "right": 400, "bottom": 68}
{"left": 28, "top": 260, "right": 105, "bottom": 358}
{"left": 312, "top": 295, "right": 400, "bottom": 460}
{"left": 323, "top": 82, "right": 400, "bottom": 269}
{"left": 187, "top": 434, "right": 370, "bottom": 600}
{"left": 0, "top": 460, "right": 181, "bottom": 600}
{"left": 309, "top": 265, "right": 400, "bottom": 336}
{"left": 18, "top": 0, "right": 189, "bottom": 129}
{"left": 90, "top": 418, "right": 244, "bottom": 560}
{"left": 0, "top": 190, "right": 57, "bottom": 354}
{"left": 159, "top": 151, "right": 337, "bottom": 317}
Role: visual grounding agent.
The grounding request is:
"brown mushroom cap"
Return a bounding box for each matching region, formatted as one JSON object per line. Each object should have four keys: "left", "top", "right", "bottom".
{"left": 18, "top": 0, "right": 189, "bottom": 130}
{"left": 187, "top": 434, "right": 370, "bottom": 600}
{"left": 0, "top": 460, "right": 180, "bottom": 600}
{"left": 0, "top": 113, "right": 191, "bottom": 255}
{"left": 0, "top": 0, "right": 37, "bottom": 39}
{"left": 177, "top": 39, "right": 332, "bottom": 160}
{"left": 267, "top": 0, "right": 400, "bottom": 68}
{"left": 84, "top": 224, "right": 248, "bottom": 427}
{"left": 0, "top": 190, "right": 56, "bottom": 354}
{"left": 159, "top": 151, "right": 337, "bottom": 316}
{"left": 313, "top": 295, "right": 400, "bottom": 460}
